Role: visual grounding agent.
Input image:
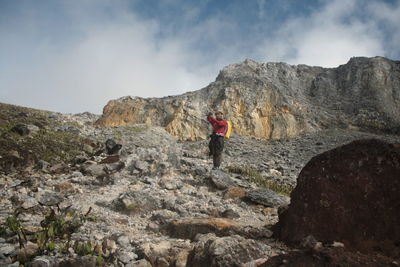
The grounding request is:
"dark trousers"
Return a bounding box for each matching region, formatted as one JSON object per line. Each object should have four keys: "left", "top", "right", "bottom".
{"left": 209, "top": 134, "right": 224, "bottom": 168}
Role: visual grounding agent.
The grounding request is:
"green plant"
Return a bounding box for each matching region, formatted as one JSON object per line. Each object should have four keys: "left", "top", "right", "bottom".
{"left": 5, "top": 213, "right": 27, "bottom": 248}
{"left": 87, "top": 215, "right": 98, "bottom": 222}
{"left": 34, "top": 207, "right": 85, "bottom": 252}
{"left": 96, "top": 255, "right": 104, "bottom": 265}
{"left": 187, "top": 143, "right": 202, "bottom": 150}
{"left": 74, "top": 241, "right": 93, "bottom": 256}
{"left": 125, "top": 203, "right": 137, "bottom": 212}
{"left": 225, "top": 165, "right": 294, "bottom": 196}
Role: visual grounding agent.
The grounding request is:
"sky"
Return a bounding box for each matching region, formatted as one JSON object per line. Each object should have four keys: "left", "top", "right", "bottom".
{"left": 1, "top": 0, "right": 399, "bottom": 114}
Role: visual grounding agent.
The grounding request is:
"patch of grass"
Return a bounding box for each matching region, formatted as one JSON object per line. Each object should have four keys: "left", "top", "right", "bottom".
{"left": 225, "top": 165, "right": 294, "bottom": 196}
{"left": 0, "top": 103, "right": 94, "bottom": 172}
{"left": 0, "top": 128, "right": 85, "bottom": 170}
{"left": 121, "top": 123, "right": 147, "bottom": 133}
{"left": 125, "top": 203, "right": 137, "bottom": 212}
{"left": 186, "top": 142, "right": 203, "bottom": 150}
{"left": 74, "top": 241, "right": 93, "bottom": 256}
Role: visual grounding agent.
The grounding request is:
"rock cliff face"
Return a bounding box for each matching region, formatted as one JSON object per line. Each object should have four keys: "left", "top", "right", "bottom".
{"left": 95, "top": 56, "right": 400, "bottom": 140}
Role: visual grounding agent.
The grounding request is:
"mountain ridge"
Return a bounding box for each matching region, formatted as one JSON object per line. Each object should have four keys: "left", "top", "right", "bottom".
{"left": 95, "top": 56, "right": 400, "bottom": 141}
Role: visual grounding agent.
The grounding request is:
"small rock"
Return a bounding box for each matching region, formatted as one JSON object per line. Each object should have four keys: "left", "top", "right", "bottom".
{"left": 175, "top": 250, "right": 190, "bottom": 267}
{"left": 187, "top": 234, "right": 271, "bottom": 267}
{"left": 93, "top": 233, "right": 104, "bottom": 240}
{"left": 118, "top": 251, "right": 138, "bottom": 264}
{"left": 107, "top": 240, "right": 117, "bottom": 253}
{"left": 10, "top": 124, "right": 29, "bottom": 135}
{"left": 105, "top": 139, "right": 122, "bottom": 155}
{"left": 269, "top": 169, "right": 282, "bottom": 176}
{"left": 26, "top": 124, "right": 40, "bottom": 134}
{"left": 150, "top": 210, "right": 179, "bottom": 224}
{"left": 31, "top": 256, "right": 55, "bottom": 267}
{"left": 262, "top": 207, "right": 278, "bottom": 216}
{"left": 38, "top": 191, "right": 64, "bottom": 206}
{"left": 146, "top": 222, "right": 160, "bottom": 232}
{"left": 126, "top": 259, "right": 152, "bottom": 267}
{"left": 159, "top": 179, "right": 182, "bottom": 190}
{"left": 241, "top": 258, "right": 269, "bottom": 267}
{"left": 48, "top": 113, "right": 58, "bottom": 120}
{"left": 117, "top": 235, "right": 131, "bottom": 248}
{"left": 224, "top": 186, "right": 246, "bottom": 199}
{"left": 82, "top": 162, "right": 106, "bottom": 177}
{"left": 36, "top": 160, "right": 51, "bottom": 171}
{"left": 332, "top": 241, "right": 345, "bottom": 248}
{"left": 54, "top": 183, "right": 75, "bottom": 194}
{"left": 105, "top": 161, "right": 125, "bottom": 172}
{"left": 21, "top": 197, "right": 39, "bottom": 209}
{"left": 95, "top": 174, "right": 115, "bottom": 186}
{"left": 8, "top": 180, "right": 22, "bottom": 188}
{"left": 0, "top": 244, "right": 16, "bottom": 257}
{"left": 100, "top": 155, "right": 120, "bottom": 164}
{"left": 155, "top": 257, "right": 169, "bottom": 267}
{"left": 209, "top": 170, "right": 236, "bottom": 190}
{"left": 74, "top": 155, "right": 88, "bottom": 164}
{"left": 83, "top": 144, "right": 94, "bottom": 154}
{"left": 221, "top": 209, "right": 240, "bottom": 219}
{"left": 134, "top": 160, "right": 149, "bottom": 172}
{"left": 7, "top": 261, "right": 20, "bottom": 267}
{"left": 70, "top": 171, "right": 83, "bottom": 178}
{"left": 49, "top": 163, "right": 68, "bottom": 174}
{"left": 113, "top": 190, "right": 163, "bottom": 213}
{"left": 245, "top": 189, "right": 289, "bottom": 208}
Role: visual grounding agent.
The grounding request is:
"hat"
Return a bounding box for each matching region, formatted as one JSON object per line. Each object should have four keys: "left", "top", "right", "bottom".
{"left": 215, "top": 111, "right": 223, "bottom": 115}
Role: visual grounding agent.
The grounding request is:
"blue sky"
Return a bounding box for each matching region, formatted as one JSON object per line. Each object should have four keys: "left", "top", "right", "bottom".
{"left": 1, "top": 0, "right": 399, "bottom": 113}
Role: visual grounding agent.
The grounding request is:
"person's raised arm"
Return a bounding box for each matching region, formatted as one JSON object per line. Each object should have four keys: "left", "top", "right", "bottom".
{"left": 207, "top": 116, "right": 227, "bottom": 126}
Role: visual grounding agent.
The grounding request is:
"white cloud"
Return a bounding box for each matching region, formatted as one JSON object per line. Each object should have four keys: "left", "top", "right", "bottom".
{"left": 1, "top": 0, "right": 399, "bottom": 114}
{"left": 258, "top": 0, "right": 386, "bottom": 67}
{"left": 0, "top": 1, "right": 220, "bottom": 113}
{"left": 367, "top": 0, "right": 400, "bottom": 59}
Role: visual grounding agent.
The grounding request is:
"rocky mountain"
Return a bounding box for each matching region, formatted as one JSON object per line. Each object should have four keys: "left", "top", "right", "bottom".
{"left": 96, "top": 56, "right": 400, "bottom": 141}
{"left": 1, "top": 102, "right": 400, "bottom": 266}
{"left": 1, "top": 56, "right": 400, "bottom": 266}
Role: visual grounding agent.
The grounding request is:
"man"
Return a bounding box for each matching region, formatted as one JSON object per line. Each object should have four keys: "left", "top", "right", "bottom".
{"left": 207, "top": 111, "right": 228, "bottom": 170}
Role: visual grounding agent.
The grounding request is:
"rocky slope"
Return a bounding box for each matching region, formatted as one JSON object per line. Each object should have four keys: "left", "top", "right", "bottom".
{"left": 96, "top": 56, "right": 400, "bottom": 141}
{"left": 1, "top": 103, "right": 400, "bottom": 266}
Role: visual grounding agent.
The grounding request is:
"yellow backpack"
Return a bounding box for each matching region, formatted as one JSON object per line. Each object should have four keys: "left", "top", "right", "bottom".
{"left": 224, "top": 121, "right": 232, "bottom": 140}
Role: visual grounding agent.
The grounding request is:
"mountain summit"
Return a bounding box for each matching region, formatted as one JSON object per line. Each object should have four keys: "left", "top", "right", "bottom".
{"left": 95, "top": 56, "right": 400, "bottom": 140}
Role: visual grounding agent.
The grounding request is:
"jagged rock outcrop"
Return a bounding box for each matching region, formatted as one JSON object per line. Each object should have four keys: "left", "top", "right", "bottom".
{"left": 95, "top": 56, "right": 400, "bottom": 140}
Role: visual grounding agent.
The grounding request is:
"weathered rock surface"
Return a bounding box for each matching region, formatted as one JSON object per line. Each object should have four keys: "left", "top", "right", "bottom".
{"left": 209, "top": 169, "right": 237, "bottom": 189}
{"left": 245, "top": 189, "right": 289, "bottom": 208}
{"left": 274, "top": 139, "right": 400, "bottom": 258}
{"left": 138, "top": 240, "right": 191, "bottom": 267}
{"left": 163, "top": 217, "right": 272, "bottom": 240}
{"left": 96, "top": 57, "right": 400, "bottom": 141}
{"left": 262, "top": 247, "right": 397, "bottom": 267}
{"left": 187, "top": 233, "right": 272, "bottom": 267}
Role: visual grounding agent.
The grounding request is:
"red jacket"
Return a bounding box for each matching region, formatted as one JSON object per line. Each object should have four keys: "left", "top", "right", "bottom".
{"left": 207, "top": 116, "right": 228, "bottom": 136}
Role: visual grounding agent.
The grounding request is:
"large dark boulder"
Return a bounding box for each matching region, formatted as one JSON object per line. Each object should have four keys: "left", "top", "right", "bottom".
{"left": 274, "top": 139, "right": 400, "bottom": 258}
